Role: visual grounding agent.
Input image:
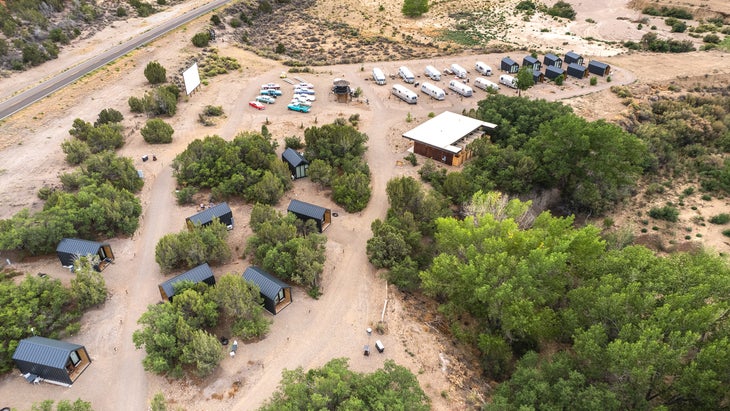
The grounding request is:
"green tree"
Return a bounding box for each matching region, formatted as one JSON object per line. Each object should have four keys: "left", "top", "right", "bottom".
{"left": 332, "top": 171, "right": 371, "bottom": 212}
{"left": 155, "top": 220, "right": 231, "bottom": 271}
{"left": 141, "top": 118, "right": 174, "bottom": 144}
{"left": 84, "top": 123, "right": 124, "bottom": 153}
{"left": 94, "top": 108, "right": 123, "bottom": 126}
{"left": 516, "top": 65, "right": 535, "bottom": 96}
{"left": 61, "top": 138, "right": 91, "bottom": 165}
{"left": 144, "top": 61, "right": 167, "bottom": 84}
{"left": 72, "top": 151, "right": 143, "bottom": 192}
{"left": 307, "top": 159, "right": 333, "bottom": 187}
{"left": 31, "top": 398, "right": 94, "bottom": 411}
{"left": 192, "top": 31, "right": 210, "bottom": 47}
{"left": 71, "top": 257, "right": 108, "bottom": 309}
{"left": 401, "top": 0, "right": 429, "bottom": 17}
{"left": 259, "top": 358, "right": 429, "bottom": 410}
{"left": 207, "top": 274, "right": 270, "bottom": 339}
{"left": 180, "top": 329, "right": 223, "bottom": 377}
{"left": 150, "top": 393, "right": 167, "bottom": 411}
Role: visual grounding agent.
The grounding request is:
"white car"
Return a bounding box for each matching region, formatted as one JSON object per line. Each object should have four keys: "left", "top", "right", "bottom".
{"left": 290, "top": 97, "right": 312, "bottom": 107}
{"left": 294, "top": 87, "right": 315, "bottom": 95}
{"left": 294, "top": 93, "right": 316, "bottom": 102}
{"left": 297, "top": 82, "right": 314, "bottom": 89}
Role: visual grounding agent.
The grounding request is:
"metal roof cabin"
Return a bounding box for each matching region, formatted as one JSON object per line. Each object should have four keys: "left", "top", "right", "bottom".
{"left": 242, "top": 266, "right": 292, "bottom": 315}
{"left": 402, "top": 111, "right": 496, "bottom": 167}
{"left": 500, "top": 57, "right": 519, "bottom": 74}
{"left": 543, "top": 53, "right": 562, "bottom": 68}
{"left": 564, "top": 51, "right": 584, "bottom": 66}
{"left": 186, "top": 202, "right": 233, "bottom": 230}
{"left": 588, "top": 60, "right": 611, "bottom": 76}
{"left": 532, "top": 70, "right": 544, "bottom": 83}
{"left": 12, "top": 336, "right": 91, "bottom": 386}
{"left": 522, "top": 56, "right": 541, "bottom": 71}
{"left": 287, "top": 199, "right": 332, "bottom": 233}
{"left": 159, "top": 263, "right": 216, "bottom": 301}
{"left": 282, "top": 148, "right": 309, "bottom": 180}
{"left": 566, "top": 63, "right": 589, "bottom": 79}
{"left": 332, "top": 78, "right": 351, "bottom": 103}
{"left": 545, "top": 66, "right": 565, "bottom": 80}
{"left": 56, "top": 238, "right": 114, "bottom": 271}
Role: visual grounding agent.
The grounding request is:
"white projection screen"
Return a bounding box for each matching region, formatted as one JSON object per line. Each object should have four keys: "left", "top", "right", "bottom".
{"left": 183, "top": 63, "right": 201, "bottom": 96}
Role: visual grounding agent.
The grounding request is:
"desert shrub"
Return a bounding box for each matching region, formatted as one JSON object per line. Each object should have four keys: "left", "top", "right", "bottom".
{"left": 516, "top": 1, "right": 535, "bottom": 12}
{"left": 275, "top": 43, "right": 286, "bottom": 54}
{"left": 61, "top": 138, "right": 91, "bottom": 165}
{"left": 192, "top": 32, "right": 211, "bottom": 47}
{"left": 203, "top": 105, "right": 223, "bottom": 116}
{"left": 128, "top": 96, "right": 145, "bottom": 113}
{"left": 590, "top": 76, "right": 597, "bottom": 86}
{"left": 709, "top": 213, "right": 730, "bottom": 224}
{"left": 229, "top": 18, "right": 242, "bottom": 28}
{"left": 546, "top": 1, "right": 576, "bottom": 20}
{"left": 141, "top": 119, "right": 174, "bottom": 144}
{"left": 175, "top": 186, "right": 197, "bottom": 205}
{"left": 210, "top": 14, "right": 221, "bottom": 26}
{"left": 401, "top": 0, "right": 428, "bottom": 17}
{"left": 643, "top": 6, "right": 692, "bottom": 19}
{"left": 554, "top": 74, "right": 564, "bottom": 85}
{"left": 703, "top": 34, "right": 721, "bottom": 44}
{"left": 144, "top": 61, "right": 167, "bottom": 84}
{"left": 116, "top": 6, "right": 127, "bottom": 16}
{"left": 155, "top": 220, "right": 231, "bottom": 271}
{"left": 649, "top": 205, "right": 679, "bottom": 222}
{"left": 128, "top": 0, "right": 156, "bottom": 16}
{"left": 95, "top": 108, "right": 124, "bottom": 126}
{"left": 285, "top": 136, "right": 304, "bottom": 149}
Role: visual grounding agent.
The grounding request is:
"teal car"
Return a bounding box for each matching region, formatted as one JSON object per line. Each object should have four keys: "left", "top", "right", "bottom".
{"left": 256, "top": 95, "right": 276, "bottom": 104}
{"left": 260, "top": 89, "right": 283, "bottom": 97}
{"left": 287, "top": 103, "right": 310, "bottom": 113}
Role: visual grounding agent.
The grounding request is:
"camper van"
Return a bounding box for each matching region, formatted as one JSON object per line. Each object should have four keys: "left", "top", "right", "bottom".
{"left": 424, "top": 65, "right": 441, "bottom": 81}
{"left": 372, "top": 67, "right": 386, "bottom": 85}
{"left": 420, "top": 82, "right": 445, "bottom": 100}
{"left": 475, "top": 61, "right": 493, "bottom": 76}
{"left": 474, "top": 77, "right": 499, "bottom": 92}
{"left": 499, "top": 74, "right": 518, "bottom": 89}
{"left": 448, "top": 80, "right": 473, "bottom": 97}
{"left": 392, "top": 84, "right": 418, "bottom": 104}
{"left": 398, "top": 66, "right": 415, "bottom": 84}
{"left": 450, "top": 63, "right": 467, "bottom": 79}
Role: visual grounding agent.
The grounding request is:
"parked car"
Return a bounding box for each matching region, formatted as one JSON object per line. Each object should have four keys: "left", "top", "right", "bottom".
{"left": 294, "top": 88, "right": 315, "bottom": 95}
{"left": 297, "top": 82, "right": 314, "bottom": 88}
{"left": 290, "top": 97, "right": 312, "bottom": 107}
{"left": 249, "top": 101, "right": 266, "bottom": 110}
{"left": 261, "top": 82, "right": 281, "bottom": 90}
{"left": 260, "top": 89, "right": 282, "bottom": 96}
{"left": 287, "top": 103, "right": 310, "bottom": 113}
{"left": 256, "top": 95, "right": 276, "bottom": 104}
{"left": 293, "top": 93, "right": 316, "bottom": 102}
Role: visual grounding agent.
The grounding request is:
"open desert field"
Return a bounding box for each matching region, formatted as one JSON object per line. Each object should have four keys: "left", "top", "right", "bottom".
{"left": 1, "top": 0, "right": 730, "bottom": 410}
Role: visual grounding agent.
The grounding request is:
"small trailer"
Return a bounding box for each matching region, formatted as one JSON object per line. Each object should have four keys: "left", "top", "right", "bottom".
{"left": 424, "top": 65, "right": 441, "bottom": 81}
{"left": 450, "top": 63, "right": 467, "bottom": 79}
{"left": 392, "top": 84, "right": 418, "bottom": 104}
{"left": 398, "top": 66, "right": 415, "bottom": 83}
{"left": 448, "top": 80, "right": 473, "bottom": 97}
{"left": 475, "top": 61, "right": 492, "bottom": 76}
{"left": 474, "top": 77, "right": 499, "bottom": 91}
{"left": 420, "top": 82, "right": 446, "bottom": 100}
{"left": 372, "top": 67, "right": 386, "bottom": 85}
{"left": 499, "top": 74, "right": 518, "bottom": 89}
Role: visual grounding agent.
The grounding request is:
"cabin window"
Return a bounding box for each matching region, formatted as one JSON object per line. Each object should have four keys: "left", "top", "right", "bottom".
{"left": 276, "top": 289, "right": 285, "bottom": 303}
{"left": 69, "top": 350, "right": 81, "bottom": 366}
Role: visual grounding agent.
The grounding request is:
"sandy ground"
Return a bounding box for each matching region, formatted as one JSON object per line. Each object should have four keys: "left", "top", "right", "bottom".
{"left": 2, "top": 0, "right": 730, "bottom": 410}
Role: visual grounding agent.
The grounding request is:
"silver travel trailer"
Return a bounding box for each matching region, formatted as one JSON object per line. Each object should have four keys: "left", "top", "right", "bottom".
{"left": 398, "top": 66, "right": 415, "bottom": 83}
{"left": 450, "top": 63, "right": 467, "bottom": 79}
{"left": 420, "top": 82, "right": 446, "bottom": 100}
{"left": 474, "top": 77, "right": 500, "bottom": 91}
{"left": 499, "top": 74, "right": 518, "bottom": 89}
{"left": 475, "top": 61, "right": 493, "bottom": 76}
{"left": 372, "top": 67, "right": 386, "bottom": 85}
{"left": 448, "top": 80, "right": 473, "bottom": 97}
{"left": 392, "top": 84, "right": 418, "bottom": 104}
{"left": 424, "top": 65, "right": 441, "bottom": 81}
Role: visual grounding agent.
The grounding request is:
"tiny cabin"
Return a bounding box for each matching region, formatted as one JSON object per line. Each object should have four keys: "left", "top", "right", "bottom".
{"left": 372, "top": 67, "right": 386, "bottom": 85}
{"left": 500, "top": 57, "right": 519, "bottom": 74}
{"left": 420, "top": 82, "right": 446, "bottom": 100}
{"left": 287, "top": 199, "right": 332, "bottom": 233}
{"left": 12, "top": 336, "right": 91, "bottom": 386}
{"left": 545, "top": 66, "right": 565, "bottom": 80}
{"left": 243, "top": 266, "right": 292, "bottom": 315}
{"left": 532, "top": 70, "right": 544, "bottom": 83}
{"left": 398, "top": 66, "right": 415, "bottom": 83}
{"left": 543, "top": 53, "right": 562, "bottom": 68}
{"left": 566, "top": 63, "right": 589, "bottom": 79}
{"left": 186, "top": 203, "right": 233, "bottom": 230}
{"left": 392, "top": 84, "right": 418, "bottom": 104}
{"left": 159, "top": 263, "right": 216, "bottom": 301}
{"left": 474, "top": 77, "right": 499, "bottom": 91}
{"left": 564, "top": 51, "right": 584, "bottom": 66}
{"left": 475, "top": 61, "right": 492, "bottom": 76}
{"left": 56, "top": 238, "right": 114, "bottom": 271}
{"left": 448, "top": 80, "right": 473, "bottom": 97}
{"left": 522, "top": 55, "right": 541, "bottom": 71}
{"left": 588, "top": 60, "right": 611, "bottom": 76}
{"left": 282, "top": 148, "right": 309, "bottom": 179}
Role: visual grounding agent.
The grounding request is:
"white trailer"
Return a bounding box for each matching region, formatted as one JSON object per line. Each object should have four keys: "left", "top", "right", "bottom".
{"left": 372, "top": 67, "right": 386, "bottom": 85}
{"left": 392, "top": 84, "right": 418, "bottom": 104}
{"left": 424, "top": 65, "right": 441, "bottom": 81}
{"left": 499, "top": 74, "right": 518, "bottom": 89}
{"left": 448, "top": 80, "right": 473, "bottom": 97}
{"left": 398, "top": 66, "right": 415, "bottom": 83}
{"left": 475, "top": 61, "right": 492, "bottom": 76}
{"left": 450, "top": 63, "right": 467, "bottom": 79}
{"left": 420, "top": 82, "right": 445, "bottom": 100}
{"left": 474, "top": 77, "right": 500, "bottom": 91}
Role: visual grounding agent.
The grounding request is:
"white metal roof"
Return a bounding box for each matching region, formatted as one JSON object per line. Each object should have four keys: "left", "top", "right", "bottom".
{"left": 402, "top": 111, "right": 496, "bottom": 153}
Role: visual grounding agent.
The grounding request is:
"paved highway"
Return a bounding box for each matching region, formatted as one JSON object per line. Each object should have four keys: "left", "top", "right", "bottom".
{"left": 0, "top": 0, "right": 230, "bottom": 121}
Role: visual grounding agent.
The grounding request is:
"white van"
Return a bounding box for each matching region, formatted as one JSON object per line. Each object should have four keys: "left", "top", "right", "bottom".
{"left": 420, "top": 82, "right": 445, "bottom": 100}
{"left": 448, "top": 80, "right": 473, "bottom": 97}
{"left": 475, "top": 61, "right": 492, "bottom": 76}
{"left": 372, "top": 67, "right": 386, "bottom": 85}
{"left": 398, "top": 66, "right": 415, "bottom": 84}
{"left": 450, "top": 63, "right": 467, "bottom": 79}
{"left": 499, "top": 74, "right": 518, "bottom": 89}
{"left": 392, "top": 84, "right": 418, "bottom": 104}
{"left": 424, "top": 65, "right": 441, "bottom": 81}
{"left": 474, "top": 77, "right": 500, "bottom": 91}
